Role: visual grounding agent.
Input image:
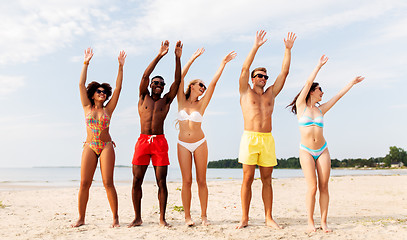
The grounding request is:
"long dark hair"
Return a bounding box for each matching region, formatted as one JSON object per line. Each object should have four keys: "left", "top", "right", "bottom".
{"left": 86, "top": 81, "right": 112, "bottom": 106}
{"left": 287, "top": 82, "right": 319, "bottom": 114}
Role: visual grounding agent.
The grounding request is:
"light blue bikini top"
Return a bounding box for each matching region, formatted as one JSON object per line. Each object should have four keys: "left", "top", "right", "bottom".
{"left": 298, "top": 106, "right": 324, "bottom": 128}
{"left": 178, "top": 109, "right": 203, "bottom": 122}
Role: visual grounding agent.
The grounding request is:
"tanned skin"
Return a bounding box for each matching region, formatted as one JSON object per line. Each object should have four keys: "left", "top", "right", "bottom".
{"left": 128, "top": 40, "right": 183, "bottom": 227}
{"left": 236, "top": 31, "right": 296, "bottom": 229}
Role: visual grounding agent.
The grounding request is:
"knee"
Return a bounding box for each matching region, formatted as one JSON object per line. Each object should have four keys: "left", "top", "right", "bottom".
{"left": 132, "top": 177, "right": 143, "bottom": 189}
{"left": 103, "top": 179, "right": 115, "bottom": 189}
{"left": 242, "top": 175, "right": 254, "bottom": 186}
{"left": 183, "top": 178, "right": 193, "bottom": 188}
{"left": 196, "top": 178, "right": 207, "bottom": 188}
{"left": 308, "top": 184, "right": 317, "bottom": 195}
{"left": 260, "top": 176, "right": 271, "bottom": 186}
{"left": 319, "top": 183, "right": 329, "bottom": 194}
{"left": 156, "top": 178, "right": 167, "bottom": 189}
{"left": 80, "top": 180, "right": 92, "bottom": 190}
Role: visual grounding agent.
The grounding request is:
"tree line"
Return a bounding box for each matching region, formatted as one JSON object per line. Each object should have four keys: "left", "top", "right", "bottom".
{"left": 207, "top": 146, "right": 407, "bottom": 169}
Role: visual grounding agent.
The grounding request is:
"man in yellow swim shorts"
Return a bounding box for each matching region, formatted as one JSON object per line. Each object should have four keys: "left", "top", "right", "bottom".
{"left": 236, "top": 30, "right": 296, "bottom": 229}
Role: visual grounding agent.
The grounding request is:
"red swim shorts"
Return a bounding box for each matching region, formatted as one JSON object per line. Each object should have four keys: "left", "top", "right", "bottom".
{"left": 132, "top": 134, "right": 170, "bottom": 166}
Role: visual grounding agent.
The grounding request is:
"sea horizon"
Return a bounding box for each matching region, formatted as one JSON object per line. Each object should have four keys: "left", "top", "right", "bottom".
{"left": 1, "top": 167, "right": 406, "bottom": 191}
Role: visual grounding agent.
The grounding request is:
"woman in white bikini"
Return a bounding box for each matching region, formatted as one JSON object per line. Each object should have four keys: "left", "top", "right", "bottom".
{"left": 287, "top": 55, "right": 364, "bottom": 233}
{"left": 177, "top": 48, "right": 236, "bottom": 226}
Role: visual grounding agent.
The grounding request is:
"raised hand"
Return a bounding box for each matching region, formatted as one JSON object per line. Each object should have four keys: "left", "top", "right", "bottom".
{"left": 351, "top": 76, "right": 365, "bottom": 85}
{"left": 284, "top": 32, "right": 297, "bottom": 49}
{"left": 159, "top": 40, "right": 169, "bottom": 57}
{"left": 223, "top": 51, "right": 237, "bottom": 64}
{"left": 255, "top": 30, "right": 267, "bottom": 47}
{"left": 118, "top": 50, "right": 127, "bottom": 66}
{"left": 191, "top": 48, "right": 205, "bottom": 60}
{"left": 84, "top": 48, "right": 94, "bottom": 64}
{"left": 175, "top": 40, "right": 183, "bottom": 58}
{"left": 318, "top": 55, "right": 329, "bottom": 67}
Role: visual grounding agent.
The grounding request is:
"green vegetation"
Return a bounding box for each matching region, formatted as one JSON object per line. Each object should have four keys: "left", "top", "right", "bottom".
{"left": 173, "top": 205, "right": 184, "bottom": 212}
{"left": 207, "top": 146, "right": 406, "bottom": 169}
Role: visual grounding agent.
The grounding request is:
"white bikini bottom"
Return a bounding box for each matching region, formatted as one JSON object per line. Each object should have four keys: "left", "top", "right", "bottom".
{"left": 178, "top": 137, "right": 206, "bottom": 153}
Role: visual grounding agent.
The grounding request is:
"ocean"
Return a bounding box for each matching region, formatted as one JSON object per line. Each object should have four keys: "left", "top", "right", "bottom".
{"left": 0, "top": 167, "right": 406, "bottom": 190}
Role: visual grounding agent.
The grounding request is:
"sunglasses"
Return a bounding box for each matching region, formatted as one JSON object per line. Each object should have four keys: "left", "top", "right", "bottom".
{"left": 198, "top": 82, "right": 207, "bottom": 90}
{"left": 253, "top": 73, "right": 269, "bottom": 80}
{"left": 316, "top": 86, "right": 323, "bottom": 92}
{"left": 96, "top": 89, "right": 107, "bottom": 94}
{"left": 152, "top": 81, "right": 165, "bottom": 87}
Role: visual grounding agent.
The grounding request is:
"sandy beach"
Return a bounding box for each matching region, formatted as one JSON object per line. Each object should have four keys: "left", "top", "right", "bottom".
{"left": 1, "top": 174, "right": 406, "bottom": 240}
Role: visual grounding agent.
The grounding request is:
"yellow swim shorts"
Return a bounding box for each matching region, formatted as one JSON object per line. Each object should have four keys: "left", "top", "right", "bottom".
{"left": 238, "top": 131, "right": 277, "bottom": 167}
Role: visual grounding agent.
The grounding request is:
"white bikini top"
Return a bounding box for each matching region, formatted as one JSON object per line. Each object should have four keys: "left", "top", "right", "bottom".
{"left": 178, "top": 109, "right": 203, "bottom": 122}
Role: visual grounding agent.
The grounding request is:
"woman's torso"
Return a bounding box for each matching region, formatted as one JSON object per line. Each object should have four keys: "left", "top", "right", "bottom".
{"left": 85, "top": 107, "right": 112, "bottom": 143}
{"left": 297, "top": 105, "right": 325, "bottom": 149}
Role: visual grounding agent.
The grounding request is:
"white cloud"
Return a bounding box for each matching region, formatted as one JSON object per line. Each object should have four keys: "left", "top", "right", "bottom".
{"left": 0, "top": 75, "right": 25, "bottom": 95}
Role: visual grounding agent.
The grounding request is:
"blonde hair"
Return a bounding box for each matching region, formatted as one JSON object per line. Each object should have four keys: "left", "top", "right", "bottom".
{"left": 185, "top": 79, "right": 201, "bottom": 100}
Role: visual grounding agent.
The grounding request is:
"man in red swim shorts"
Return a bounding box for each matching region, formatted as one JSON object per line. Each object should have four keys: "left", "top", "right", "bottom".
{"left": 128, "top": 40, "right": 183, "bottom": 227}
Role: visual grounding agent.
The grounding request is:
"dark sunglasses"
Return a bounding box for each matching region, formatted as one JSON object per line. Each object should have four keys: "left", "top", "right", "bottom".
{"left": 316, "top": 86, "right": 322, "bottom": 92}
{"left": 198, "top": 82, "right": 207, "bottom": 90}
{"left": 253, "top": 73, "right": 269, "bottom": 80}
{"left": 96, "top": 89, "right": 107, "bottom": 94}
{"left": 152, "top": 81, "right": 165, "bottom": 87}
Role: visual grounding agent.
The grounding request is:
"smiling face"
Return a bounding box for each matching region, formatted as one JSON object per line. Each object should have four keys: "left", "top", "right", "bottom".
{"left": 251, "top": 70, "right": 268, "bottom": 88}
{"left": 191, "top": 80, "right": 206, "bottom": 96}
{"left": 150, "top": 77, "right": 165, "bottom": 95}
{"left": 93, "top": 87, "right": 107, "bottom": 102}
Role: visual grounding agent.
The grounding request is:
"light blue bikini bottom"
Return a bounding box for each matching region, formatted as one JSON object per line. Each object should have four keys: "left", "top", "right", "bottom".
{"left": 300, "top": 142, "right": 327, "bottom": 160}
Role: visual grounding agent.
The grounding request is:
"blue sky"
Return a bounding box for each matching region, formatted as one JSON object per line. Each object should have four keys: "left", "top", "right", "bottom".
{"left": 1, "top": 0, "right": 406, "bottom": 168}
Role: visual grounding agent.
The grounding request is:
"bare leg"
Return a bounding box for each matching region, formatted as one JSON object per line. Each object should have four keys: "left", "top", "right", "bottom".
{"left": 194, "top": 141, "right": 210, "bottom": 226}
{"left": 236, "top": 164, "right": 255, "bottom": 229}
{"left": 99, "top": 144, "right": 119, "bottom": 227}
{"left": 259, "top": 166, "right": 281, "bottom": 229}
{"left": 177, "top": 144, "right": 194, "bottom": 226}
{"left": 299, "top": 149, "right": 318, "bottom": 233}
{"left": 128, "top": 165, "right": 148, "bottom": 227}
{"left": 72, "top": 146, "right": 98, "bottom": 227}
{"left": 315, "top": 149, "right": 332, "bottom": 233}
{"left": 154, "top": 166, "right": 170, "bottom": 227}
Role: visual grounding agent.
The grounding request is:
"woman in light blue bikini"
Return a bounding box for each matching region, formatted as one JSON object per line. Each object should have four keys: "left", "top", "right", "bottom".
{"left": 177, "top": 48, "right": 236, "bottom": 226}
{"left": 288, "top": 55, "right": 364, "bottom": 233}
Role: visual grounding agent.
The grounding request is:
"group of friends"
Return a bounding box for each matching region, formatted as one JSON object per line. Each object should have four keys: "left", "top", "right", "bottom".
{"left": 72, "top": 30, "right": 364, "bottom": 233}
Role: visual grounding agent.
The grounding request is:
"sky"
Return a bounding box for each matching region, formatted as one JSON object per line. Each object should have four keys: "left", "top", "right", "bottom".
{"left": 0, "top": 0, "right": 406, "bottom": 168}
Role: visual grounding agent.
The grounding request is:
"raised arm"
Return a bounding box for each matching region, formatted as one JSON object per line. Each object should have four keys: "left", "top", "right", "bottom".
{"left": 178, "top": 48, "right": 205, "bottom": 102}
{"left": 319, "top": 76, "right": 365, "bottom": 114}
{"left": 271, "top": 32, "right": 297, "bottom": 96}
{"left": 239, "top": 30, "right": 267, "bottom": 93}
{"left": 165, "top": 40, "right": 183, "bottom": 103}
{"left": 200, "top": 51, "right": 237, "bottom": 111}
{"left": 296, "top": 55, "right": 329, "bottom": 108}
{"left": 139, "top": 40, "right": 169, "bottom": 98}
{"left": 105, "top": 50, "right": 126, "bottom": 115}
{"left": 79, "top": 48, "right": 94, "bottom": 109}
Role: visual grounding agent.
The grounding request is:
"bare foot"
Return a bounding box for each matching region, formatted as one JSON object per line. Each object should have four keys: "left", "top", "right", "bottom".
{"left": 160, "top": 220, "right": 171, "bottom": 228}
{"left": 127, "top": 218, "right": 143, "bottom": 227}
{"left": 321, "top": 223, "right": 332, "bottom": 233}
{"left": 71, "top": 219, "right": 85, "bottom": 228}
{"left": 185, "top": 217, "right": 195, "bottom": 227}
{"left": 235, "top": 220, "right": 248, "bottom": 229}
{"left": 265, "top": 218, "right": 282, "bottom": 229}
{"left": 306, "top": 224, "right": 317, "bottom": 233}
{"left": 111, "top": 218, "right": 120, "bottom": 228}
{"left": 201, "top": 216, "right": 210, "bottom": 226}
